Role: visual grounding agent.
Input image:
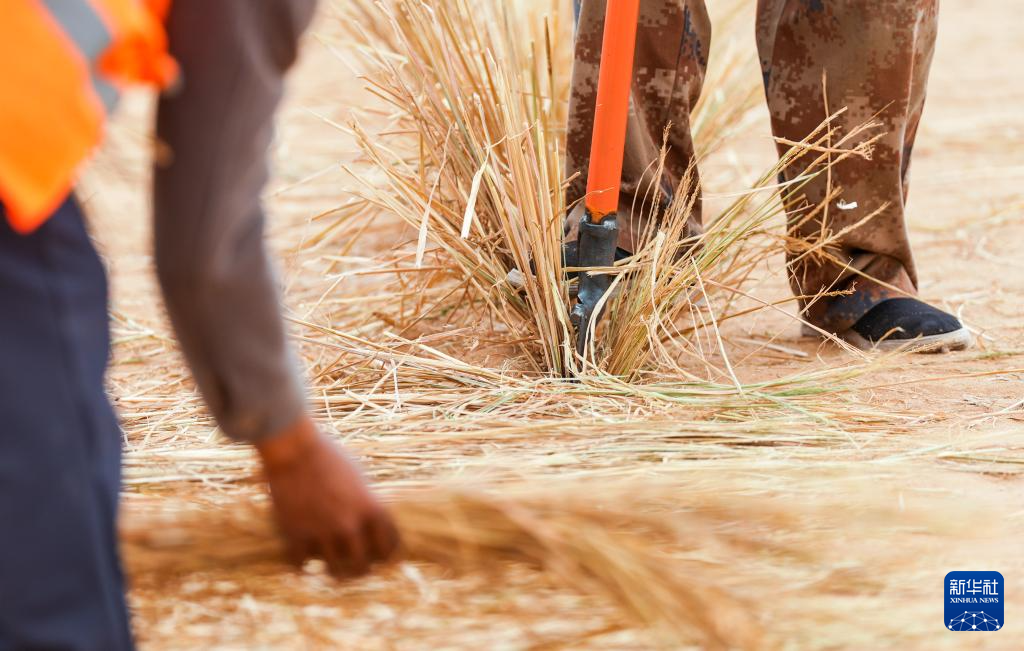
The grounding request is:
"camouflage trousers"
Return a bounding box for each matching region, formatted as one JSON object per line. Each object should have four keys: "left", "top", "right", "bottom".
{"left": 566, "top": 0, "right": 939, "bottom": 332}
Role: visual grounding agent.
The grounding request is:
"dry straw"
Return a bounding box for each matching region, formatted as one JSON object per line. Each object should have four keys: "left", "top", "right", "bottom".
{"left": 123, "top": 485, "right": 762, "bottom": 649}
{"left": 124, "top": 475, "right": 969, "bottom": 650}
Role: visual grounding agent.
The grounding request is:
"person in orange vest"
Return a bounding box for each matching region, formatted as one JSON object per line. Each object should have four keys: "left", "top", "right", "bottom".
{"left": 0, "top": 2, "right": 397, "bottom": 649}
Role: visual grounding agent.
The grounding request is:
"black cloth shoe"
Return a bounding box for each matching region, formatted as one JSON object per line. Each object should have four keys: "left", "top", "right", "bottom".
{"left": 844, "top": 298, "right": 971, "bottom": 352}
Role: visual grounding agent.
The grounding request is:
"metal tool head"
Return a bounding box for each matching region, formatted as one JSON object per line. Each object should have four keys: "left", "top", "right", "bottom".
{"left": 567, "top": 0, "right": 639, "bottom": 368}
{"left": 569, "top": 211, "right": 619, "bottom": 359}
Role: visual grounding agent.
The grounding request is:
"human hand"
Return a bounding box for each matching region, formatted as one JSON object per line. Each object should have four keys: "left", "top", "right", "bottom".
{"left": 256, "top": 416, "right": 399, "bottom": 577}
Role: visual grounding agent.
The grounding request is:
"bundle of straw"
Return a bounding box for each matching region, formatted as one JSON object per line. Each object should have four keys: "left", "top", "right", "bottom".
{"left": 124, "top": 485, "right": 780, "bottom": 650}
{"left": 123, "top": 471, "right": 981, "bottom": 650}
{"left": 345, "top": 0, "right": 576, "bottom": 374}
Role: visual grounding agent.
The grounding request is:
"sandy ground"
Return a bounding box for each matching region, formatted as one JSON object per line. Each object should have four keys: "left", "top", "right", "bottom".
{"left": 79, "top": 0, "right": 1023, "bottom": 649}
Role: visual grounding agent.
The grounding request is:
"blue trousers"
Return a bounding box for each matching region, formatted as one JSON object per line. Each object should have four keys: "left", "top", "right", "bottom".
{"left": 0, "top": 198, "right": 133, "bottom": 650}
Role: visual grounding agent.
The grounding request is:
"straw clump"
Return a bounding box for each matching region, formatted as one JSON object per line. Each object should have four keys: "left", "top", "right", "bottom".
{"left": 123, "top": 475, "right": 967, "bottom": 650}
{"left": 123, "top": 488, "right": 762, "bottom": 649}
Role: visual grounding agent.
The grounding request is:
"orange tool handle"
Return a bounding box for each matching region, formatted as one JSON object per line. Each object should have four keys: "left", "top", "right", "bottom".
{"left": 584, "top": 0, "right": 641, "bottom": 222}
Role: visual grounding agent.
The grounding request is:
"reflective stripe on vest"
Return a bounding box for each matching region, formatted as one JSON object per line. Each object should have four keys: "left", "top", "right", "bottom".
{"left": 43, "top": 0, "right": 121, "bottom": 112}
{"left": 0, "top": 0, "right": 176, "bottom": 234}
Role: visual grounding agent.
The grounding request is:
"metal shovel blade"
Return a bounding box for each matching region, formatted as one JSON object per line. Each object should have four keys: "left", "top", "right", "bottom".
{"left": 569, "top": 212, "right": 619, "bottom": 357}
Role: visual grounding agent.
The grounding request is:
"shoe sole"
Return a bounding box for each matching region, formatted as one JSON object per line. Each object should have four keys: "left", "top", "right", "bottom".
{"left": 802, "top": 324, "right": 973, "bottom": 353}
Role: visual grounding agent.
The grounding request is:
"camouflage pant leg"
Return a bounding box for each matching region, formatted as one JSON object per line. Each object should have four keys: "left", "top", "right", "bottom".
{"left": 756, "top": 0, "right": 939, "bottom": 332}
{"left": 567, "top": 0, "right": 938, "bottom": 332}
{"left": 565, "top": 0, "right": 711, "bottom": 251}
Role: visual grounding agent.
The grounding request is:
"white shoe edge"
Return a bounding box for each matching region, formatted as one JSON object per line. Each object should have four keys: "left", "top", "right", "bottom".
{"left": 802, "top": 324, "right": 973, "bottom": 354}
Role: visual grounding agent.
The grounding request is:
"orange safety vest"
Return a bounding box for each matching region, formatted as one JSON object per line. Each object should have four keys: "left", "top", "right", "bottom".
{"left": 0, "top": 0, "right": 177, "bottom": 234}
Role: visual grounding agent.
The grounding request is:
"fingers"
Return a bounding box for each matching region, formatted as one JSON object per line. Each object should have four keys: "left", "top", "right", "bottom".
{"left": 314, "top": 511, "right": 398, "bottom": 578}
{"left": 367, "top": 508, "right": 401, "bottom": 562}
{"left": 340, "top": 519, "right": 371, "bottom": 577}
{"left": 318, "top": 519, "right": 369, "bottom": 578}
{"left": 284, "top": 534, "right": 315, "bottom": 568}
{"left": 277, "top": 508, "right": 397, "bottom": 578}
{"left": 319, "top": 532, "right": 351, "bottom": 577}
